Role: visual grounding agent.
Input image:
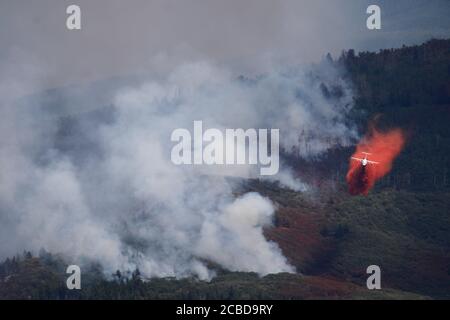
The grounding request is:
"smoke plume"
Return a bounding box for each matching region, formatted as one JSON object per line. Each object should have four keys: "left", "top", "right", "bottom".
{"left": 0, "top": 57, "right": 357, "bottom": 279}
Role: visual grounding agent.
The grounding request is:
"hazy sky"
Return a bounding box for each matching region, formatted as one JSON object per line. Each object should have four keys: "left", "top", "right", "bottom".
{"left": 1, "top": 0, "right": 450, "bottom": 89}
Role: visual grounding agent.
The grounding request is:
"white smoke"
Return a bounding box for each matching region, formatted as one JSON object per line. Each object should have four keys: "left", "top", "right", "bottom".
{"left": 0, "top": 59, "right": 357, "bottom": 279}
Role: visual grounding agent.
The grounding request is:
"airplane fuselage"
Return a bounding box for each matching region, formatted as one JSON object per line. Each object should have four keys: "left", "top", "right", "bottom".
{"left": 351, "top": 152, "right": 379, "bottom": 167}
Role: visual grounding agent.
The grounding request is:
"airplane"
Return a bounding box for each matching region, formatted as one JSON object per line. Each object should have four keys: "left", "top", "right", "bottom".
{"left": 351, "top": 152, "right": 379, "bottom": 167}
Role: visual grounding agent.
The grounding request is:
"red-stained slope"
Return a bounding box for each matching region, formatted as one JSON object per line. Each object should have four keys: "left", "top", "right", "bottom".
{"left": 347, "top": 127, "right": 405, "bottom": 195}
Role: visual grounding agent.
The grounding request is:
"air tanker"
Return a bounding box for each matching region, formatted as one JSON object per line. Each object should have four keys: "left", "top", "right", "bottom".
{"left": 351, "top": 152, "right": 379, "bottom": 167}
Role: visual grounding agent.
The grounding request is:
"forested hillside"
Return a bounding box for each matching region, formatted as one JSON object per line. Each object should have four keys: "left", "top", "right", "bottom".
{"left": 1, "top": 39, "right": 449, "bottom": 300}
{"left": 301, "top": 39, "right": 450, "bottom": 192}
{"left": 346, "top": 39, "right": 450, "bottom": 191}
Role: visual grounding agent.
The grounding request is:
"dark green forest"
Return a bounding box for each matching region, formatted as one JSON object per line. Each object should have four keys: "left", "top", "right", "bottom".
{"left": 341, "top": 39, "right": 450, "bottom": 191}
{"left": 300, "top": 39, "right": 450, "bottom": 193}
{"left": 1, "top": 39, "right": 449, "bottom": 300}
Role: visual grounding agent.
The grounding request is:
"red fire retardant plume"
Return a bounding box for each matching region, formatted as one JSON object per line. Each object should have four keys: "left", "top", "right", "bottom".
{"left": 346, "top": 127, "right": 405, "bottom": 196}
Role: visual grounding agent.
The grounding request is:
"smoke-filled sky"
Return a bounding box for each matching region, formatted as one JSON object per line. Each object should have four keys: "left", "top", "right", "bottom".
{"left": 0, "top": 58, "right": 357, "bottom": 278}
{"left": 1, "top": 0, "right": 449, "bottom": 90}
{"left": 0, "top": 1, "right": 449, "bottom": 279}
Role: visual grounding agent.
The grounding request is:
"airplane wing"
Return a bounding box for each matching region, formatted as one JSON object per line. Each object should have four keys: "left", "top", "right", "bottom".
{"left": 367, "top": 160, "right": 379, "bottom": 164}
{"left": 351, "top": 157, "right": 363, "bottom": 161}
